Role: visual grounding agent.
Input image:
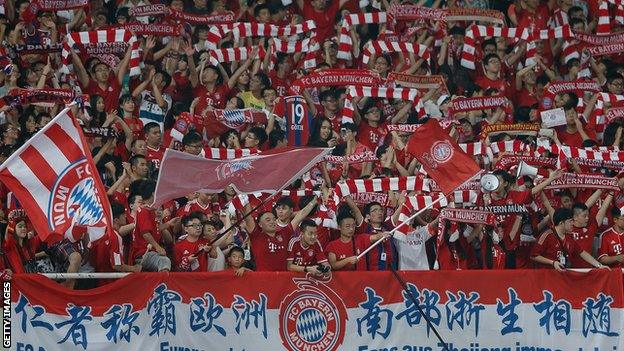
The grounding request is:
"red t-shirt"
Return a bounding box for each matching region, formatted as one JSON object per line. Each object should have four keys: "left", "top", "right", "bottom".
{"left": 569, "top": 221, "right": 598, "bottom": 268}
{"left": 325, "top": 235, "right": 371, "bottom": 271}
{"left": 90, "top": 231, "right": 125, "bottom": 286}
{"left": 301, "top": 1, "right": 341, "bottom": 44}
{"left": 516, "top": 4, "right": 551, "bottom": 31}
{"left": 483, "top": 190, "right": 533, "bottom": 251}
{"left": 598, "top": 227, "right": 624, "bottom": 268}
{"left": 357, "top": 121, "right": 388, "bottom": 152}
{"left": 531, "top": 230, "right": 583, "bottom": 268}
{"left": 556, "top": 126, "right": 597, "bottom": 148}
{"left": 175, "top": 200, "right": 218, "bottom": 218}
{"left": 268, "top": 71, "right": 293, "bottom": 97}
{"left": 287, "top": 237, "right": 328, "bottom": 266}
{"left": 87, "top": 76, "right": 122, "bottom": 112}
{"left": 145, "top": 145, "right": 166, "bottom": 169}
{"left": 250, "top": 224, "right": 295, "bottom": 271}
{"left": 480, "top": 236, "right": 506, "bottom": 270}
{"left": 130, "top": 206, "right": 160, "bottom": 262}
{"left": 3, "top": 234, "right": 41, "bottom": 274}
{"left": 475, "top": 75, "right": 511, "bottom": 97}
{"left": 193, "top": 84, "right": 231, "bottom": 111}
{"left": 436, "top": 234, "right": 470, "bottom": 271}
{"left": 173, "top": 237, "right": 210, "bottom": 272}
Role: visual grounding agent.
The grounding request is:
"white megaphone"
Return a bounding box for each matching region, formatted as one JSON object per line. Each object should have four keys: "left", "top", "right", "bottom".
{"left": 480, "top": 174, "right": 500, "bottom": 192}
{"left": 516, "top": 161, "right": 538, "bottom": 179}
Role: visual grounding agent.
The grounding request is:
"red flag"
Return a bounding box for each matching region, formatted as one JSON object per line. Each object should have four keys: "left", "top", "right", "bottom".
{"left": 153, "top": 147, "right": 331, "bottom": 207}
{"left": 0, "top": 106, "right": 115, "bottom": 246}
{"left": 203, "top": 109, "right": 268, "bottom": 138}
{"left": 406, "top": 119, "right": 481, "bottom": 194}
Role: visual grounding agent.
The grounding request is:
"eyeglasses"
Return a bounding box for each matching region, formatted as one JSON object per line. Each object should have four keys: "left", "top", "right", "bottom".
{"left": 186, "top": 224, "right": 202, "bottom": 228}
{"left": 186, "top": 144, "right": 202, "bottom": 149}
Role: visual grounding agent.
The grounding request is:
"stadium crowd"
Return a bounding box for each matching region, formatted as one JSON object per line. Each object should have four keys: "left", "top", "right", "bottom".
{"left": 0, "top": 0, "right": 623, "bottom": 289}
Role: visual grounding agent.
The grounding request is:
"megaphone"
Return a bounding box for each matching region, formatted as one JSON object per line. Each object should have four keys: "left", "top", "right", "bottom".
{"left": 480, "top": 174, "right": 500, "bottom": 192}
{"left": 516, "top": 161, "right": 538, "bottom": 179}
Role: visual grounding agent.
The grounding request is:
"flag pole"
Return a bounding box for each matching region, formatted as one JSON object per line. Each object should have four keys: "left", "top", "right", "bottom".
{"left": 356, "top": 171, "right": 483, "bottom": 261}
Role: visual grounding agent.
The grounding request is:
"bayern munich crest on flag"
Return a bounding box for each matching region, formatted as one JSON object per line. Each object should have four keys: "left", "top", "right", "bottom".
{"left": 48, "top": 158, "right": 106, "bottom": 231}
{"left": 279, "top": 276, "right": 347, "bottom": 351}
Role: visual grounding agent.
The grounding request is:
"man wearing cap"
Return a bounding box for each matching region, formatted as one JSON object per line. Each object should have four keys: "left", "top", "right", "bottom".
{"left": 598, "top": 206, "right": 624, "bottom": 268}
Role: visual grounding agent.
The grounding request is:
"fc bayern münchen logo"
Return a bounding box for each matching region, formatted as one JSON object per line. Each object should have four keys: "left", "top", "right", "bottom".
{"left": 279, "top": 277, "right": 347, "bottom": 351}
{"left": 48, "top": 158, "right": 106, "bottom": 231}
{"left": 430, "top": 140, "right": 454, "bottom": 164}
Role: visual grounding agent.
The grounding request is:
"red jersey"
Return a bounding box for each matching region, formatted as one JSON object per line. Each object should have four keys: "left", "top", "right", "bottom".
{"left": 531, "top": 230, "right": 583, "bottom": 268}
{"left": 474, "top": 75, "right": 511, "bottom": 97}
{"left": 250, "top": 224, "right": 295, "bottom": 271}
{"left": 90, "top": 231, "right": 125, "bottom": 286}
{"left": 173, "top": 237, "right": 210, "bottom": 272}
{"left": 130, "top": 206, "right": 161, "bottom": 262}
{"left": 87, "top": 76, "right": 122, "bottom": 113}
{"left": 598, "top": 227, "right": 624, "bottom": 268}
{"left": 483, "top": 190, "right": 532, "bottom": 251}
{"left": 3, "top": 234, "right": 41, "bottom": 274}
{"left": 517, "top": 3, "right": 551, "bottom": 31}
{"left": 268, "top": 71, "right": 293, "bottom": 97}
{"left": 556, "top": 126, "right": 596, "bottom": 148}
{"left": 145, "top": 145, "right": 166, "bottom": 169}
{"left": 325, "top": 235, "right": 371, "bottom": 271}
{"left": 193, "top": 84, "right": 230, "bottom": 111}
{"left": 569, "top": 221, "right": 598, "bottom": 268}
{"left": 479, "top": 237, "right": 506, "bottom": 270}
{"left": 436, "top": 234, "right": 470, "bottom": 270}
{"left": 357, "top": 121, "right": 388, "bottom": 151}
{"left": 287, "top": 237, "right": 328, "bottom": 266}
{"left": 301, "top": 1, "right": 341, "bottom": 43}
{"left": 175, "top": 200, "right": 218, "bottom": 218}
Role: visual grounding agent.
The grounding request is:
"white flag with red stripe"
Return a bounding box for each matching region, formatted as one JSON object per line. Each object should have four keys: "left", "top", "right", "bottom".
{"left": 0, "top": 106, "right": 114, "bottom": 245}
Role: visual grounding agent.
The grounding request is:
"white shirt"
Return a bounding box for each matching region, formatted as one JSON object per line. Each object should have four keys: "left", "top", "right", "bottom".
{"left": 395, "top": 224, "right": 435, "bottom": 270}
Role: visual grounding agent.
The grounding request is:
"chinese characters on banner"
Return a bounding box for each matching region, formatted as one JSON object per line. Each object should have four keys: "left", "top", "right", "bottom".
{"left": 8, "top": 271, "right": 624, "bottom": 351}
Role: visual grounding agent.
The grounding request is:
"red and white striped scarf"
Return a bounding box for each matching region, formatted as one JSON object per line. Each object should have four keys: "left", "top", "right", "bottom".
{"left": 459, "top": 142, "right": 488, "bottom": 156}
{"left": 395, "top": 194, "right": 448, "bottom": 235}
{"left": 597, "top": 0, "right": 612, "bottom": 36}
{"left": 526, "top": 25, "right": 574, "bottom": 66}
{"left": 337, "top": 11, "right": 387, "bottom": 60}
{"left": 549, "top": 8, "right": 569, "bottom": 28}
{"left": 334, "top": 176, "right": 426, "bottom": 198}
{"left": 538, "top": 142, "right": 624, "bottom": 161}
{"left": 361, "top": 40, "right": 430, "bottom": 65}
{"left": 208, "top": 46, "right": 266, "bottom": 66}
{"left": 62, "top": 29, "right": 140, "bottom": 76}
{"left": 271, "top": 37, "right": 319, "bottom": 69}
{"left": 208, "top": 21, "right": 317, "bottom": 48}
{"left": 461, "top": 25, "right": 530, "bottom": 70}
{"left": 489, "top": 140, "right": 531, "bottom": 155}
{"left": 204, "top": 148, "right": 259, "bottom": 160}
{"left": 341, "top": 86, "right": 425, "bottom": 123}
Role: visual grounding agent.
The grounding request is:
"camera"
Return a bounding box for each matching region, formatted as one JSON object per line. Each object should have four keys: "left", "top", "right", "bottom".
{"left": 317, "top": 264, "right": 330, "bottom": 274}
